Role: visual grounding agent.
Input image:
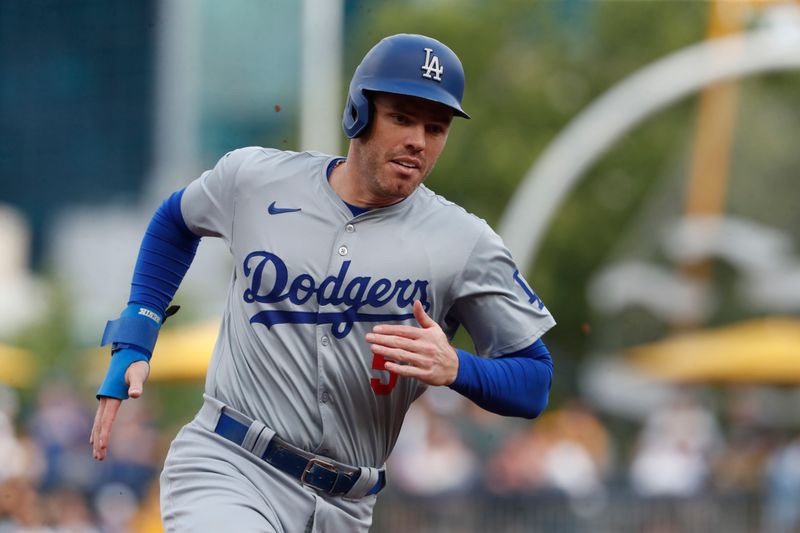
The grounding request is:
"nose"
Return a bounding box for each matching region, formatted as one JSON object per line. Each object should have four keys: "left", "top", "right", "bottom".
{"left": 404, "top": 123, "right": 426, "bottom": 152}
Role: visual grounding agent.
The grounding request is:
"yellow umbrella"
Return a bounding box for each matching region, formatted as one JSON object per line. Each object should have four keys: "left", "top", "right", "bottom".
{"left": 148, "top": 320, "right": 220, "bottom": 381}
{"left": 628, "top": 317, "right": 800, "bottom": 384}
{"left": 0, "top": 343, "right": 38, "bottom": 388}
{"left": 89, "top": 321, "right": 220, "bottom": 383}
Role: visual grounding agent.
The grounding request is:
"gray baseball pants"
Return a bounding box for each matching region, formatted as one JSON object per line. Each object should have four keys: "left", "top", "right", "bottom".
{"left": 160, "top": 396, "right": 377, "bottom": 532}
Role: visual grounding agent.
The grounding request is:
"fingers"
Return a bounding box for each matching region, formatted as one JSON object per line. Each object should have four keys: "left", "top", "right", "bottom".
{"left": 368, "top": 302, "right": 457, "bottom": 386}
{"left": 381, "top": 349, "right": 452, "bottom": 384}
{"left": 91, "top": 397, "right": 122, "bottom": 461}
{"left": 384, "top": 359, "right": 426, "bottom": 379}
{"left": 90, "top": 359, "right": 149, "bottom": 461}
{"left": 371, "top": 342, "right": 427, "bottom": 368}
{"left": 366, "top": 331, "right": 421, "bottom": 352}
{"left": 412, "top": 300, "right": 436, "bottom": 328}
{"left": 126, "top": 360, "right": 150, "bottom": 399}
{"left": 366, "top": 330, "right": 435, "bottom": 366}
{"left": 372, "top": 323, "right": 422, "bottom": 338}
{"left": 371, "top": 301, "right": 434, "bottom": 337}
{"left": 90, "top": 400, "right": 103, "bottom": 446}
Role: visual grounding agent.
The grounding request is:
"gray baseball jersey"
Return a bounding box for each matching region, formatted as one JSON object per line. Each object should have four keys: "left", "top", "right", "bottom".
{"left": 179, "top": 146, "right": 555, "bottom": 468}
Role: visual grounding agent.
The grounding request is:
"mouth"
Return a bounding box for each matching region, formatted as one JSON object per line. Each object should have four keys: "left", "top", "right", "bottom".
{"left": 390, "top": 157, "right": 422, "bottom": 175}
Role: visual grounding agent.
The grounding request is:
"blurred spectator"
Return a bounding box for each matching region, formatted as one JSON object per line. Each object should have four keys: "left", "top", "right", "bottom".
{"left": 485, "top": 400, "right": 611, "bottom": 500}
{"left": 0, "top": 408, "right": 33, "bottom": 482}
{"left": 0, "top": 385, "right": 44, "bottom": 487}
{"left": 46, "top": 489, "right": 99, "bottom": 533}
{"left": 102, "top": 398, "right": 160, "bottom": 500}
{"left": 3, "top": 379, "right": 162, "bottom": 531}
{"left": 713, "top": 388, "right": 780, "bottom": 493}
{"left": 762, "top": 434, "right": 800, "bottom": 533}
{"left": 538, "top": 401, "right": 611, "bottom": 501}
{"left": 0, "top": 479, "right": 48, "bottom": 532}
{"left": 389, "top": 399, "right": 479, "bottom": 496}
{"left": 629, "top": 391, "right": 723, "bottom": 497}
{"left": 27, "top": 381, "right": 96, "bottom": 493}
{"left": 0, "top": 206, "right": 48, "bottom": 336}
{"left": 485, "top": 426, "right": 549, "bottom": 495}
{"left": 93, "top": 483, "right": 139, "bottom": 533}
{"left": 456, "top": 401, "right": 519, "bottom": 463}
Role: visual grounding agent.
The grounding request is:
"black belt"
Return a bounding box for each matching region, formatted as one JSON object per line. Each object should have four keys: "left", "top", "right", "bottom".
{"left": 214, "top": 411, "right": 385, "bottom": 497}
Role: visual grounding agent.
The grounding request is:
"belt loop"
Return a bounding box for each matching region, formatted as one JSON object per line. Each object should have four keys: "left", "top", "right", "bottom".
{"left": 344, "top": 467, "right": 380, "bottom": 499}
{"left": 241, "top": 420, "right": 266, "bottom": 453}
{"left": 197, "top": 395, "right": 225, "bottom": 430}
{"left": 251, "top": 426, "right": 276, "bottom": 458}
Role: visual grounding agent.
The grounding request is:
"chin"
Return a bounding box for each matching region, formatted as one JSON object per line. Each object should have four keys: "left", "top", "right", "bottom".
{"left": 376, "top": 175, "right": 410, "bottom": 195}
{"left": 393, "top": 178, "right": 422, "bottom": 196}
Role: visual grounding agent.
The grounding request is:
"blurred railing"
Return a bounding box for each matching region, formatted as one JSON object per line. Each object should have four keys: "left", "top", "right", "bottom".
{"left": 372, "top": 492, "right": 766, "bottom": 533}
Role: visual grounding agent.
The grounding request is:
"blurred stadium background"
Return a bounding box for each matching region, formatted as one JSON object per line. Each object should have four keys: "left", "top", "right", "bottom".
{"left": 2, "top": 0, "right": 800, "bottom": 531}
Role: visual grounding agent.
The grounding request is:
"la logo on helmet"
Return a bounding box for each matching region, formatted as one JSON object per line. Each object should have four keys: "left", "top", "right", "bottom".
{"left": 421, "top": 48, "right": 444, "bottom": 82}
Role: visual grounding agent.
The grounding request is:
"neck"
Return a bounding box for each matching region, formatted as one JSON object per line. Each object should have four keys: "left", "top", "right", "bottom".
{"left": 329, "top": 145, "right": 400, "bottom": 209}
{"left": 328, "top": 159, "right": 362, "bottom": 206}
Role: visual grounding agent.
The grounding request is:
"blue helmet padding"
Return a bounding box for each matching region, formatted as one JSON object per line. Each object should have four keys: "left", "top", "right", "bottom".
{"left": 343, "top": 34, "right": 470, "bottom": 139}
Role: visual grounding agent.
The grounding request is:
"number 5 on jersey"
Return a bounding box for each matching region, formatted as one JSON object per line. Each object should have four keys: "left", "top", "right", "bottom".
{"left": 370, "top": 354, "right": 398, "bottom": 395}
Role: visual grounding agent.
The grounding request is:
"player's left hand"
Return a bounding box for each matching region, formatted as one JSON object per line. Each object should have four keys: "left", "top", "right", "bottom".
{"left": 366, "top": 300, "right": 459, "bottom": 387}
{"left": 90, "top": 360, "right": 150, "bottom": 461}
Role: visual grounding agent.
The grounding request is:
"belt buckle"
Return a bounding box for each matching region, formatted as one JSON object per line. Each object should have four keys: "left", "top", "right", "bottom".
{"left": 301, "top": 457, "right": 339, "bottom": 494}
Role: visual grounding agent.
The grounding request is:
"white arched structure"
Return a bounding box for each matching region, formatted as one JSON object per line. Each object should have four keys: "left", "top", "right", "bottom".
{"left": 498, "top": 9, "right": 800, "bottom": 272}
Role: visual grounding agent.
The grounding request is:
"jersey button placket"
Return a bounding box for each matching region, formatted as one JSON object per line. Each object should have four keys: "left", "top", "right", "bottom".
{"left": 316, "top": 225, "right": 354, "bottom": 452}
{"left": 316, "top": 326, "right": 334, "bottom": 452}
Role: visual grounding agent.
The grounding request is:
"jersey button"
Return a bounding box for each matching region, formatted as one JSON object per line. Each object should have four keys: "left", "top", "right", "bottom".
{"left": 321, "top": 392, "right": 330, "bottom": 403}
{"left": 320, "top": 336, "right": 329, "bottom": 346}
{"left": 338, "top": 246, "right": 348, "bottom": 256}
{"left": 345, "top": 224, "right": 355, "bottom": 233}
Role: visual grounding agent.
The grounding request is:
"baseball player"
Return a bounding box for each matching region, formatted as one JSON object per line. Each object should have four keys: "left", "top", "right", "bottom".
{"left": 90, "top": 33, "right": 555, "bottom": 532}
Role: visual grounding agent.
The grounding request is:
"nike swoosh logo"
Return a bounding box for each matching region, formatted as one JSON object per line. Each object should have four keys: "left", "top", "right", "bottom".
{"left": 268, "top": 201, "right": 302, "bottom": 215}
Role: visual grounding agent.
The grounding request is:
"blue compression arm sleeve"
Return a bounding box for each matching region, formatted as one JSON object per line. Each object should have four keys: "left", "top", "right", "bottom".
{"left": 448, "top": 338, "right": 553, "bottom": 419}
{"left": 128, "top": 189, "right": 200, "bottom": 314}
{"left": 97, "top": 189, "right": 200, "bottom": 399}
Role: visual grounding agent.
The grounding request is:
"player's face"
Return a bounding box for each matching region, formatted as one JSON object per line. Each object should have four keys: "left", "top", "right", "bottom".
{"left": 354, "top": 92, "right": 453, "bottom": 206}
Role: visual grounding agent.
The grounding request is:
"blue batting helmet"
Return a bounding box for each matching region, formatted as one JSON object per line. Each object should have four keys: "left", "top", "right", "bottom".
{"left": 342, "top": 34, "right": 470, "bottom": 139}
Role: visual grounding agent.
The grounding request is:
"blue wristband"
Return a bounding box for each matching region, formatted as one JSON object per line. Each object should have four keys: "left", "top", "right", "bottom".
{"left": 96, "top": 348, "right": 149, "bottom": 400}
{"left": 100, "top": 304, "right": 163, "bottom": 355}
{"left": 97, "top": 304, "right": 163, "bottom": 400}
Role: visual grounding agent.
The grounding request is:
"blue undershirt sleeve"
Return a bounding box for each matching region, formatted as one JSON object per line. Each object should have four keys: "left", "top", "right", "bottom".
{"left": 98, "top": 189, "right": 201, "bottom": 399}
{"left": 448, "top": 338, "right": 553, "bottom": 419}
{"left": 127, "top": 189, "right": 201, "bottom": 316}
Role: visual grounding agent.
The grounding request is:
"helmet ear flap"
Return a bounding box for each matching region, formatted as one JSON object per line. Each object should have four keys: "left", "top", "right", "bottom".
{"left": 342, "top": 88, "right": 371, "bottom": 138}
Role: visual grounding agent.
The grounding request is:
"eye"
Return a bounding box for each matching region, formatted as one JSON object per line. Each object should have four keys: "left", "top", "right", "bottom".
{"left": 426, "top": 123, "right": 447, "bottom": 136}
{"left": 390, "top": 113, "right": 408, "bottom": 125}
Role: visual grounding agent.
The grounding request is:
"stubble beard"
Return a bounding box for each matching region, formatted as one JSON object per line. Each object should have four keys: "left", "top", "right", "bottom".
{"left": 364, "top": 148, "right": 434, "bottom": 205}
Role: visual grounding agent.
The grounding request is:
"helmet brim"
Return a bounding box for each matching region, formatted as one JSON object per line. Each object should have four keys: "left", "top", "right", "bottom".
{"left": 360, "top": 79, "right": 470, "bottom": 120}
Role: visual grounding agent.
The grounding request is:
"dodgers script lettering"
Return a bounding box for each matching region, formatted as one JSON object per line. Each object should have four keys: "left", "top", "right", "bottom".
{"left": 242, "top": 251, "right": 431, "bottom": 338}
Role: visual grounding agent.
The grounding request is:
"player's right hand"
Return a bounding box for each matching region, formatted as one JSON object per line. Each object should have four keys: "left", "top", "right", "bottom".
{"left": 90, "top": 360, "right": 150, "bottom": 461}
